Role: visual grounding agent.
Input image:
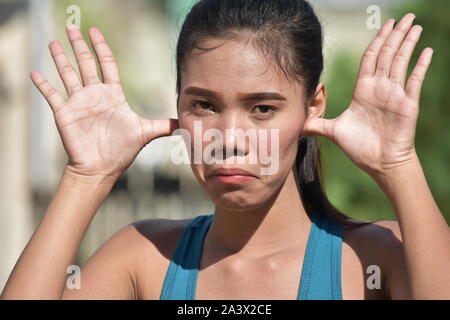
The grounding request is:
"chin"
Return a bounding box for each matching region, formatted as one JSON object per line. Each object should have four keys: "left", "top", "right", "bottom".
{"left": 206, "top": 187, "right": 267, "bottom": 213}
{"left": 214, "top": 198, "right": 259, "bottom": 213}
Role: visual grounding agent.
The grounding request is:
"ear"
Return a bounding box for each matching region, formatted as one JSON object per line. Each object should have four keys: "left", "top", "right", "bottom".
{"left": 300, "top": 82, "right": 327, "bottom": 139}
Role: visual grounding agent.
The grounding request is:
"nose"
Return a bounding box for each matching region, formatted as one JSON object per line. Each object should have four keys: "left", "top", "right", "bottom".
{"left": 214, "top": 111, "right": 251, "bottom": 161}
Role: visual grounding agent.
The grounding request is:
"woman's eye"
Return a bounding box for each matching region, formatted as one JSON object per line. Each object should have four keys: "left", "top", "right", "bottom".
{"left": 192, "top": 101, "right": 215, "bottom": 114}
{"left": 252, "top": 105, "right": 277, "bottom": 118}
{"left": 190, "top": 102, "right": 276, "bottom": 118}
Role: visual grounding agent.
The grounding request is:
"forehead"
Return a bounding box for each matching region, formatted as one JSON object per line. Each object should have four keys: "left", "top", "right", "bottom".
{"left": 181, "top": 38, "right": 300, "bottom": 97}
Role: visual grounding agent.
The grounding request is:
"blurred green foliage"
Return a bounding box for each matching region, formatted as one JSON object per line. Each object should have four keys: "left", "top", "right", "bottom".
{"left": 321, "top": 0, "right": 450, "bottom": 224}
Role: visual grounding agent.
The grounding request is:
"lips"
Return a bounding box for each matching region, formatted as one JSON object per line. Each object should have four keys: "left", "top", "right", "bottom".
{"left": 210, "top": 168, "right": 257, "bottom": 178}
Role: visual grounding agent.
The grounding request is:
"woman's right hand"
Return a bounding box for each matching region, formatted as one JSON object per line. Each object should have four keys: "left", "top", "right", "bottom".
{"left": 30, "top": 25, "right": 179, "bottom": 183}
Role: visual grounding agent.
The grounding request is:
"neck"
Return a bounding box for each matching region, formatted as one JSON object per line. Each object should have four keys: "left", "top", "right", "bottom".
{"left": 204, "top": 169, "right": 312, "bottom": 260}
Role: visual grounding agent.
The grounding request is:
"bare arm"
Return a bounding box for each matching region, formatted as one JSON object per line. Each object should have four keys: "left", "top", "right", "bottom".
{"left": 375, "top": 156, "right": 450, "bottom": 299}
{"left": 1, "top": 169, "right": 117, "bottom": 299}
{"left": 1, "top": 24, "right": 177, "bottom": 299}
{"left": 303, "top": 13, "right": 449, "bottom": 299}
{"left": 61, "top": 222, "right": 139, "bottom": 300}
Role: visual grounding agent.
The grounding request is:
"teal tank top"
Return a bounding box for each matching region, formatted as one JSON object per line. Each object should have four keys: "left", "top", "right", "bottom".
{"left": 160, "top": 210, "right": 343, "bottom": 300}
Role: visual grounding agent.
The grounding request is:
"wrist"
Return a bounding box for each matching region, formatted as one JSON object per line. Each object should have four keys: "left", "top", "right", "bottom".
{"left": 371, "top": 152, "right": 422, "bottom": 194}
{"left": 63, "top": 166, "right": 120, "bottom": 187}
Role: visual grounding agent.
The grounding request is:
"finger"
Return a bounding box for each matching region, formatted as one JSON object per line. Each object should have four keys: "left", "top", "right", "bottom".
{"left": 88, "top": 27, "right": 121, "bottom": 84}
{"left": 302, "top": 117, "right": 336, "bottom": 141}
{"left": 405, "top": 47, "right": 433, "bottom": 102}
{"left": 140, "top": 118, "right": 180, "bottom": 144}
{"left": 389, "top": 25, "right": 423, "bottom": 87}
{"left": 49, "top": 41, "right": 83, "bottom": 95}
{"left": 358, "top": 18, "right": 395, "bottom": 78}
{"left": 66, "top": 24, "right": 101, "bottom": 86}
{"left": 375, "top": 13, "right": 416, "bottom": 78}
{"left": 30, "top": 71, "right": 65, "bottom": 112}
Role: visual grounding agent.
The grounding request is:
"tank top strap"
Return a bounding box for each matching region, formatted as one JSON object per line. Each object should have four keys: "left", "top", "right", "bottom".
{"left": 297, "top": 210, "right": 343, "bottom": 300}
{"left": 160, "top": 211, "right": 343, "bottom": 300}
{"left": 159, "top": 214, "right": 213, "bottom": 300}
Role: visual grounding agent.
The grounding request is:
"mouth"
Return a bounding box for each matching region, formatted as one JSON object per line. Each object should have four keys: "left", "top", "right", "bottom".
{"left": 209, "top": 168, "right": 258, "bottom": 185}
{"left": 210, "top": 174, "right": 257, "bottom": 185}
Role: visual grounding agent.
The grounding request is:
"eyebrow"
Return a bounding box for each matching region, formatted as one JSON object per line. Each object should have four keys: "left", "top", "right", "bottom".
{"left": 184, "top": 86, "right": 287, "bottom": 102}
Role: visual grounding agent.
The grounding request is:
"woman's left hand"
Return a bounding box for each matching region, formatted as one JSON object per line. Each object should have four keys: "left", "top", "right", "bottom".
{"left": 303, "top": 13, "right": 433, "bottom": 178}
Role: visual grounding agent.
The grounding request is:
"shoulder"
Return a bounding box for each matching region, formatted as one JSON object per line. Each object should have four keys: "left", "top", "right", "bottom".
{"left": 128, "top": 217, "right": 195, "bottom": 254}
{"left": 90, "top": 217, "right": 194, "bottom": 264}
{"left": 343, "top": 218, "right": 404, "bottom": 261}
{"left": 342, "top": 218, "right": 408, "bottom": 299}
{"left": 343, "top": 216, "right": 402, "bottom": 243}
{"left": 63, "top": 217, "right": 194, "bottom": 299}
{"left": 125, "top": 217, "right": 195, "bottom": 298}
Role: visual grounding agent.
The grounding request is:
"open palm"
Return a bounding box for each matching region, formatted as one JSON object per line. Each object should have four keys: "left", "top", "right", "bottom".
{"left": 304, "top": 14, "right": 433, "bottom": 177}
{"left": 31, "top": 25, "right": 178, "bottom": 181}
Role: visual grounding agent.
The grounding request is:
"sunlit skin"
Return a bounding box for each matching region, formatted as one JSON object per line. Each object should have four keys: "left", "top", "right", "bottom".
{"left": 2, "top": 13, "right": 449, "bottom": 300}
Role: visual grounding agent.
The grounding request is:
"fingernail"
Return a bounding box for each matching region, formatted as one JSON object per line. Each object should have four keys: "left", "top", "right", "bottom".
{"left": 89, "top": 27, "right": 99, "bottom": 35}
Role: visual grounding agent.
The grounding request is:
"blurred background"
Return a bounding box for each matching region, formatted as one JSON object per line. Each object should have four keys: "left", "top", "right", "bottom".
{"left": 0, "top": 0, "right": 448, "bottom": 292}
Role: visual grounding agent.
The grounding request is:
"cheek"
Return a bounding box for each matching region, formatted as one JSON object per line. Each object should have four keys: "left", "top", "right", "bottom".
{"left": 279, "top": 127, "right": 300, "bottom": 153}
{"left": 177, "top": 110, "right": 190, "bottom": 131}
{"left": 264, "top": 106, "right": 304, "bottom": 172}
{"left": 180, "top": 119, "right": 207, "bottom": 181}
{"left": 274, "top": 125, "right": 301, "bottom": 173}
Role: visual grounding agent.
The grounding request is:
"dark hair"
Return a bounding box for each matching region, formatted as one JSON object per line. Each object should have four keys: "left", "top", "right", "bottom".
{"left": 175, "top": 0, "right": 371, "bottom": 229}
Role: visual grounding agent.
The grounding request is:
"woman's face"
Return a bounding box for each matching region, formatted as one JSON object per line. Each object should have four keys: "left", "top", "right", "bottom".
{"left": 177, "top": 38, "right": 316, "bottom": 212}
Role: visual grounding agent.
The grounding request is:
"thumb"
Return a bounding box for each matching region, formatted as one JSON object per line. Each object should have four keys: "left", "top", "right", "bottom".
{"left": 303, "top": 117, "right": 336, "bottom": 141}
{"left": 140, "top": 118, "right": 180, "bottom": 145}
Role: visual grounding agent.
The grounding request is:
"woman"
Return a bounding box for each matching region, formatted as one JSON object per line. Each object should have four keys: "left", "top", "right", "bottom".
{"left": 1, "top": 0, "right": 449, "bottom": 300}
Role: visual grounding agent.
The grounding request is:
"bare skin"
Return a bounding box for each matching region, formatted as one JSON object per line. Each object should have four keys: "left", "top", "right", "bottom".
{"left": 129, "top": 217, "right": 408, "bottom": 300}
{"left": 1, "top": 14, "right": 449, "bottom": 300}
